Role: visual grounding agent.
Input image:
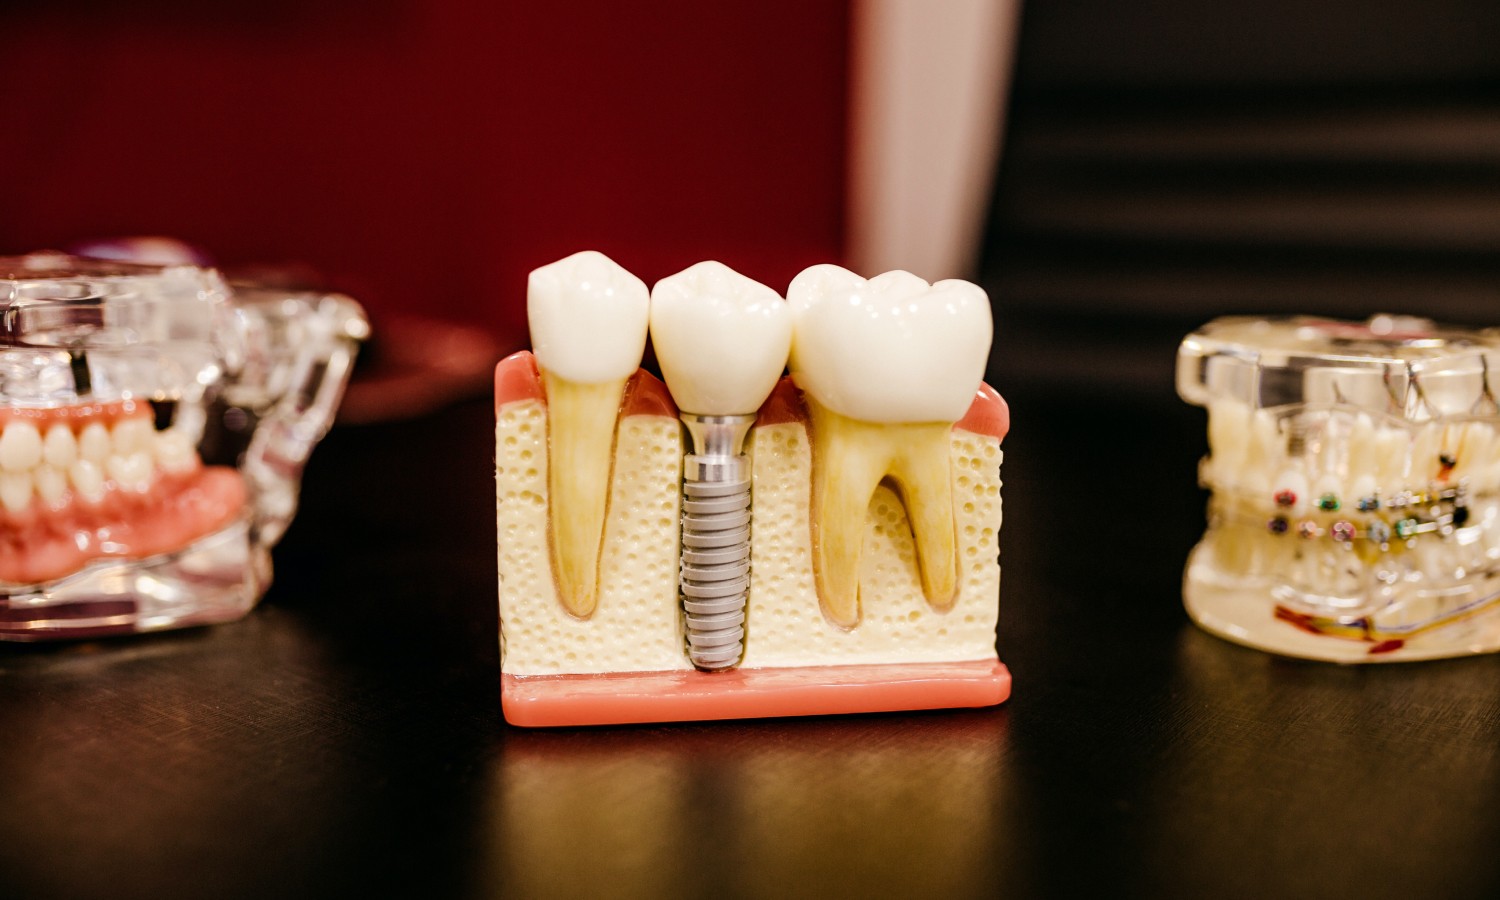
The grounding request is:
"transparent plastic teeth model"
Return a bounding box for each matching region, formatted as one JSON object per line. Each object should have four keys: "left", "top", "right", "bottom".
{"left": 0, "top": 252, "right": 366, "bottom": 640}
{"left": 1178, "top": 314, "right": 1500, "bottom": 662}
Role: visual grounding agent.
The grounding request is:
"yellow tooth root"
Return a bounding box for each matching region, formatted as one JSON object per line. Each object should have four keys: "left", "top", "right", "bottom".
{"left": 806, "top": 399, "right": 960, "bottom": 628}
{"left": 542, "top": 369, "right": 627, "bottom": 619}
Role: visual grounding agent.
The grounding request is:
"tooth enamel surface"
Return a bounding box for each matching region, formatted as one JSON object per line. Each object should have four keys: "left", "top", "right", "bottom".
{"left": 787, "top": 265, "right": 991, "bottom": 423}
{"left": 527, "top": 252, "right": 650, "bottom": 619}
{"left": 79, "top": 422, "right": 110, "bottom": 463}
{"left": 43, "top": 424, "right": 77, "bottom": 469}
{"left": 112, "top": 417, "right": 155, "bottom": 456}
{"left": 0, "top": 422, "right": 43, "bottom": 472}
{"left": 649, "top": 261, "right": 791, "bottom": 414}
{"left": 34, "top": 466, "right": 67, "bottom": 505}
{"left": 156, "top": 430, "right": 198, "bottom": 474}
{"left": 0, "top": 471, "right": 32, "bottom": 513}
{"left": 528, "top": 251, "right": 649, "bottom": 384}
{"left": 108, "top": 452, "right": 154, "bottom": 493}
{"left": 787, "top": 266, "right": 991, "bottom": 625}
{"left": 70, "top": 460, "right": 105, "bottom": 503}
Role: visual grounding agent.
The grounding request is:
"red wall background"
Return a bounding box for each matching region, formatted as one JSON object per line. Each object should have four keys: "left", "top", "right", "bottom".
{"left": 0, "top": 0, "right": 849, "bottom": 344}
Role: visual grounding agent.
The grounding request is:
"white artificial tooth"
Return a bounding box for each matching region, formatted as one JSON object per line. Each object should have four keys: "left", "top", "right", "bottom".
{"left": 0, "top": 421, "right": 43, "bottom": 472}
{"left": 787, "top": 265, "right": 991, "bottom": 625}
{"left": 33, "top": 466, "right": 67, "bottom": 505}
{"left": 1346, "top": 414, "right": 1375, "bottom": 486}
{"left": 1374, "top": 425, "right": 1409, "bottom": 493}
{"left": 78, "top": 422, "right": 110, "bottom": 463}
{"left": 112, "top": 417, "right": 155, "bottom": 456}
{"left": 1206, "top": 400, "right": 1249, "bottom": 489}
{"left": 1242, "top": 410, "right": 1280, "bottom": 495}
{"left": 0, "top": 472, "right": 31, "bottom": 513}
{"left": 155, "top": 430, "right": 199, "bottom": 474}
{"left": 788, "top": 265, "right": 990, "bottom": 423}
{"left": 1411, "top": 424, "right": 1441, "bottom": 482}
{"left": 527, "top": 250, "right": 650, "bottom": 385}
{"left": 1350, "top": 475, "right": 1378, "bottom": 509}
{"left": 43, "top": 424, "right": 78, "bottom": 469}
{"left": 526, "top": 251, "right": 651, "bottom": 619}
{"left": 1453, "top": 422, "right": 1487, "bottom": 481}
{"left": 70, "top": 460, "right": 105, "bottom": 504}
{"left": 107, "top": 452, "right": 154, "bottom": 493}
{"left": 649, "top": 261, "right": 791, "bottom": 415}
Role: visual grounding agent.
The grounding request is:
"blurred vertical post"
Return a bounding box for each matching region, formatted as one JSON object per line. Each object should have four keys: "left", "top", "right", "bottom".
{"left": 849, "top": 0, "right": 1022, "bottom": 280}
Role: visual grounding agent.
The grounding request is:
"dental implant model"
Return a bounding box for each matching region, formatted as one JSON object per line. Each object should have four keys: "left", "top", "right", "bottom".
{"left": 497, "top": 253, "right": 1009, "bottom": 726}
{"left": 650, "top": 262, "right": 792, "bottom": 670}
{"left": 1179, "top": 315, "right": 1500, "bottom": 662}
{"left": 0, "top": 252, "right": 365, "bottom": 639}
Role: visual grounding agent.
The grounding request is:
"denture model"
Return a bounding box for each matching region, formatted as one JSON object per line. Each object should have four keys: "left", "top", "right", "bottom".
{"left": 0, "top": 253, "right": 366, "bottom": 640}
{"left": 1179, "top": 315, "right": 1500, "bottom": 662}
{"left": 497, "top": 251, "right": 1008, "bottom": 726}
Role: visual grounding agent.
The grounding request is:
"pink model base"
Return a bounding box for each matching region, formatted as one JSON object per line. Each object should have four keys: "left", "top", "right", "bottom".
{"left": 501, "top": 658, "right": 1010, "bottom": 727}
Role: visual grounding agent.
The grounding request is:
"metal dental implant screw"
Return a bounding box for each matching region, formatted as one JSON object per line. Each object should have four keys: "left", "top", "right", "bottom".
{"left": 679, "top": 413, "right": 755, "bottom": 670}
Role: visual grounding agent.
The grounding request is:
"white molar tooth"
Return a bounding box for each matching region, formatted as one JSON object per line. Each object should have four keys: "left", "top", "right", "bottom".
{"left": 787, "top": 264, "right": 991, "bottom": 626}
{"left": 43, "top": 423, "right": 78, "bottom": 469}
{"left": 787, "top": 264, "right": 991, "bottom": 423}
{"left": 0, "top": 421, "right": 43, "bottom": 473}
{"left": 0, "top": 471, "right": 31, "bottom": 513}
{"left": 107, "top": 452, "right": 154, "bottom": 493}
{"left": 70, "top": 459, "right": 105, "bottom": 504}
{"left": 34, "top": 465, "right": 67, "bottom": 505}
{"left": 527, "top": 250, "right": 650, "bottom": 384}
{"left": 155, "top": 429, "right": 199, "bottom": 474}
{"left": 79, "top": 422, "right": 110, "bottom": 463}
{"left": 112, "top": 417, "right": 155, "bottom": 456}
{"left": 649, "top": 261, "right": 791, "bottom": 415}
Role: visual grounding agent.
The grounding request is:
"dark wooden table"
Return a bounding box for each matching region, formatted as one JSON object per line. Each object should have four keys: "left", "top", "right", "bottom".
{"left": 3, "top": 382, "right": 1499, "bottom": 900}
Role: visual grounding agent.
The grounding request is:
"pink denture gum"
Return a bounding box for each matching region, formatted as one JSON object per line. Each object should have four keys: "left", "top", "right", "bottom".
{"left": 0, "top": 253, "right": 365, "bottom": 640}
{"left": 497, "top": 255, "right": 1010, "bottom": 726}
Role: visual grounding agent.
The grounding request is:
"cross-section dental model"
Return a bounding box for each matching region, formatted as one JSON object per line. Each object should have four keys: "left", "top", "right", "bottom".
{"left": 0, "top": 253, "right": 365, "bottom": 640}
{"left": 497, "top": 254, "right": 1009, "bottom": 726}
{"left": 1179, "top": 315, "right": 1500, "bottom": 662}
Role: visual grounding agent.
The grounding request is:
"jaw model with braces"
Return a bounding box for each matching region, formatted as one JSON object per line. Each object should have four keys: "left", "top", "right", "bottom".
{"left": 497, "top": 252, "right": 1008, "bottom": 726}
{"left": 1180, "top": 315, "right": 1500, "bottom": 662}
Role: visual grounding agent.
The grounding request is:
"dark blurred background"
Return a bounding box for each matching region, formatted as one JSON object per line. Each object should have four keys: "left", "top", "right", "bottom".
{"left": 983, "top": 0, "right": 1500, "bottom": 402}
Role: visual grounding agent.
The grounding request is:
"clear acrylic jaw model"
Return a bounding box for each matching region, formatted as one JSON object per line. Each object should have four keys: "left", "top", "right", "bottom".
{"left": 0, "top": 253, "right": 366, "bottom": 640}
{"left": 1178, "top": 315, "right": 1500, "bottom": 662}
